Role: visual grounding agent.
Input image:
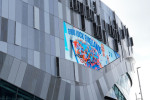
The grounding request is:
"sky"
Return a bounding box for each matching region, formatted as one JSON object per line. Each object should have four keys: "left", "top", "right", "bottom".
{"left": 100, "top": 0, "right": 150, "bottom": 99}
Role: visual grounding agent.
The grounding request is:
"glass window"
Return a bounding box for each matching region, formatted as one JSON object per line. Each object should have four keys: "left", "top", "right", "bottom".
{"left": 17, "top": 89, "right": 34, "bottom": 100}
{"left": 113, "top": 85, "right": 126, "bottom": 100}
{"left": 0, "top": 80, "right": 43, "bottom": 100}
{"left": 0, "top": 80, "right": 17, "bottom": 100}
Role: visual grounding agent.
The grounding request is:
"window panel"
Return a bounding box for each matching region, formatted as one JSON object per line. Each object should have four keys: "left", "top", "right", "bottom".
{"left": 15, "top": 0, "right": 22, "bottom": 23}
{"left": 21, "top": 47, "right": 28, "bottom": 62}
{"left": 45, "top": 54, "right": 51, "bottom": 74}
{"left": 54, "top": 0, "right": 58, "bottom": 17}
{"left": 8, "top": 0, "right": 15, "bottom": 21}
{"left": 0, "top": 0, "right": 2, "bottom": 17}
{"left": 39, "top": 9, "right": 45, "bottom": 32}
{"left": 7, "top": 43, "right": 15, "bottom": 56}
{"left": 28, "top": 5, "right": 34, "bottom": 27}
{"left": 44, "top": 12, "right": 50, "bottom": 34}
{"left": 34, "top": 6, "right": 40, "bottom": 29}
{"left": 34, "top": 0, "right": 40, "bottom": 8}
{"left": 0, "top": 41, "right": 7, "bottom": 53}
{"left": 34, "top": 51, "right": 40, "bottom": 69}
{"left": 49, "top": 0, "right": 54, "bottom": 15}
{"left": 44, "top": 0, "right": 49, "bottom": 12}
{"left": 34, "top": 29, "right": 40, "bottom": 51}
{"left": 15, "top": 22, "right": 22, "bottom": 46}
{"left": 21, "top": 24, "right": 28, "bottom": 48}
{"left": 1, "top": 17, "right": 8, "bottom": 42}
{"left": 7, "top": 20, "right": 15, "bottom": 44}
{"left": 22, "top": 2, "right": 28, "bottom": 26}
{"left": 14, "top": 45, "right": 21, "bottom": 59}
{"left": 55, "top": 37, "right": 60, "bottom": 57}
{"left": 2, "top": 0, "right": 8, "bottom": 18}
{"left": 54, "top": 17, "right": 59, "bottom": 37}
{"left": 28, "top": 49, "right": 34, "bottom": 65}
{"left": 28, "top": 27, "right": 34, "bottom": 49}
{"left": 45, "top": 34, "right": 51, "bottom": 54}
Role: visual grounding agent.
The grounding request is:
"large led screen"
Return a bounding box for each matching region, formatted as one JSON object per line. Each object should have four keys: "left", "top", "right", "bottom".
{"left": 64, "top": 22, "right": 120, "bottom": 70}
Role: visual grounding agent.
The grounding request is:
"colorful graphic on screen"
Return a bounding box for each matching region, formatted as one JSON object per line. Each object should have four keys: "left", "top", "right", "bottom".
{"left": 64, "top": 22, "right": 120, "bottom": 70}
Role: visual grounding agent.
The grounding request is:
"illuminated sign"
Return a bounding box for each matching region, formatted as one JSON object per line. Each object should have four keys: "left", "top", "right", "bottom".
{"left": 64, "top": 22, "right": 120, "bottom": 70}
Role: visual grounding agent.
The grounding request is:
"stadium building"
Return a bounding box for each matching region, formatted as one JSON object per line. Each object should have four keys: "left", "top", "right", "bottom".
{"left": 0, "top": 0, "right": 134, "bottom": 100}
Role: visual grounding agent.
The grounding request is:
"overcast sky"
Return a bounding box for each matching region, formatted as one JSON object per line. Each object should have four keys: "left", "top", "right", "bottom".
{"left": 101, "top": 0, "right": 150, "bottom": 99}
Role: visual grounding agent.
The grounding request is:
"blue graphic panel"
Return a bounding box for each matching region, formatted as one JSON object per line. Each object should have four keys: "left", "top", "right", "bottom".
{"left": 64, "top": 22, "right": 120, "bottom": 70}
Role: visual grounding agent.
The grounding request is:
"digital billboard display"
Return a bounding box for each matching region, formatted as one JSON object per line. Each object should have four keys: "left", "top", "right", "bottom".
{"left": 64, "top": 22, "right": 120, "bottom": 70}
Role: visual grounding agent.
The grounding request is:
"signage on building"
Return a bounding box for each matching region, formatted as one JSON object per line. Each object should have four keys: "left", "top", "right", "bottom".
{"left": 64, "top": 22, "right": 120, "bottom": 70}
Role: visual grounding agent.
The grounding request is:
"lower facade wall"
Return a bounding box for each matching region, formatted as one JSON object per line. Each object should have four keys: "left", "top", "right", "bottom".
{"left": 0, "top": 51, "right": 133, "bottom": 100}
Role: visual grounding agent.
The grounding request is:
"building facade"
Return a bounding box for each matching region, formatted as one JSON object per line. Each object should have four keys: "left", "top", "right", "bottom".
{"left": 0, "top": 0, "right": 134, "bottom": 100}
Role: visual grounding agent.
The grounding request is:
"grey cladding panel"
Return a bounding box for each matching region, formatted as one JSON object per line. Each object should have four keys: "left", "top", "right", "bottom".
{"left": 50, "top": 35, "right": 56, "bottom": 56}
{"left": 54, "top": 0, "right": 58, "bottom": 17}
{"left": 40, "top": 73, "right": 51, "bottom": 100}
{"left": 64, "top": 83, "right": 71, "bottom": 100}
{"left": 46, "top": 76, "right": 56, "bottom": 100}
{"left": 94, "top": 82, "right": 103, "bottom": 100}
{"left": 52, "top": 78, "right": 61, "bottom": 100}
{"left": 0, "top": 55, "right": 14, "bottom": 80}
{"left": 79, "top": 86, "right": 85, "bottom": 100}
{"left": 75, "top": 86, "right": 81, "bottom": 100}
{"left": 57, "top": 80, "right": 66, "bottom": 100}
{"left": 39, "top": 9, "right": 45, "bottom": 32}
{"left": 0, "top": 52, "right": 6, "bottom": 72}
{"left": 8, "top": 58, "right": 21, "bottom": 84}
{"left": 49, "top": 0, "right": 54, "bottom": 15}
{"left": 59, "top": 38, "right": 65, "bottom": 59}
{"left": 34, "top": 69, "right": 45, "bottom": 97}
{"left": 90, "top": 84, "right": 98, "bottom": 100}
{"left": 98, "top": 77, "right": 109, "bottom": 96}
{"left": 15, "top": 0, "right": 22, "bottom": 23}
{"left": 22, "top": 1, "right": 28, "bottom": 26}
{"left": 83, "top": 86, "right": 90, "bottom": 100}
{"left": 21, "top": 65, "right": 39, "bottom": 94}
{"left": 7, "top": 20, "right": 15, "bottom": 44}
{"left": 14, "top": 61, "right": 27, "bottom": 87}
{"left": 28, "top": 5, "right": 33, "bottom": 27}
{"left": 0, "top": 0, "right": 134, "bottom": 99}
{"left": 70, "top": 85, "right": 75, "bottom": 100}
{"left": 34, "top": 0, "right": 40, "bottom": 7}
{"left": 21, "top": 24, "right": 28, "bottom": 48}
{"left": 50, "top": 14, "right": 55, "bottom": 36}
